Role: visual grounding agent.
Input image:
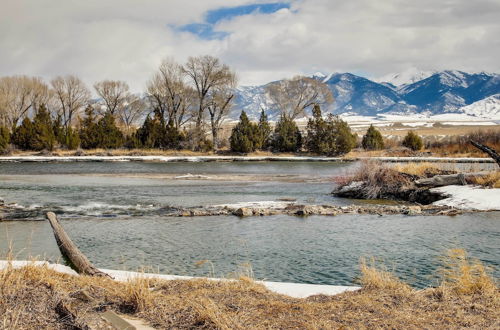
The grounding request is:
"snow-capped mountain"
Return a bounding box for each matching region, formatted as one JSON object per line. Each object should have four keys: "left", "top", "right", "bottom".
{"left": 230, "top": 70, "right": 500, "bottom": 120}
{"left": 459, "top": 94, "right": 500, "bottom": 119}
{"left": 376, "top": 68, "right": 435, "bottom": 87}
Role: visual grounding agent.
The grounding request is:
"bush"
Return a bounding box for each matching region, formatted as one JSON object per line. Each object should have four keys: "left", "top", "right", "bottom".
{"left": 0, "top": 125, "right": 10, "bottom": 153}
{"left": 362, "top": 125, "right": 384, "bottom": 150}
{"left": 402, "top": 131, "right": 423, "bottom": 151}
{"left": 272, "top": 115, "right": 302, "bottom": 152}
{"left": 305, "top": 105, "right": 357, "bottom": 155}
{"left": 230, "top": 111, "right": 258, "bottom": 153}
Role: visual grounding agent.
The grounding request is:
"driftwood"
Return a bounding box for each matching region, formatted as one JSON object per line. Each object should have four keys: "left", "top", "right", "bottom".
{"left": 46, "top": 212, "right": 111, "bottom": 278}
{"left": 471, "top": 140, "right": 500, "bottom": 167}
{"left": 415, "top": 173, "right": 469, "bottom": 187}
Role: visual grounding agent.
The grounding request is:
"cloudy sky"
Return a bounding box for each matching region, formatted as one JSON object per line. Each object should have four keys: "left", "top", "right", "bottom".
{"left": 1, "top": 0, "right": 499, "bottom": 91}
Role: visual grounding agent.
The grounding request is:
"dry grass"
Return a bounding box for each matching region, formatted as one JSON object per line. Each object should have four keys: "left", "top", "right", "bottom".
{"left": 470, "top": 171, "right": 500, "bottom": 188}
{"left": 333, "top": 160, "right": 415, "bottom": 199}
{"left": 1, "top": 249, "right": 498, "bottom": 329}
{"left": 393, "top": 162, "right": 449, "bottom": 177}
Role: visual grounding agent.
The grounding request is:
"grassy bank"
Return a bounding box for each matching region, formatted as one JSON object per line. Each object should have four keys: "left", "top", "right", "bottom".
{"left": 1, "top": 249, "right": 498, "bottom": 329}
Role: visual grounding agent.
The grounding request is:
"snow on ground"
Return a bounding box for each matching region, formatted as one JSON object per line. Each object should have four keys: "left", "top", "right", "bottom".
{"left": 0, "top": 261, "right": 360, "bottom": 298}
{"left": 213, "top": 201, "right": 295, "bottom": 209}
{"left": 0, "top": 156, "right": 495, "bottom": 163}
{"left": 432, "top": 185, "right": 500, "bottom": 211}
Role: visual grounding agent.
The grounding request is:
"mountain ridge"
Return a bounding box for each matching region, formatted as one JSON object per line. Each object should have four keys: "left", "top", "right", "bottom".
{"left": 230, "top": 70, "right": 500, "bottom": 120}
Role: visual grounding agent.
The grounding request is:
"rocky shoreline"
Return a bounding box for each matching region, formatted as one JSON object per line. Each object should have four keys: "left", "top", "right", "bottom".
{"left": 0, "top": 200, "right": 481, "bottom": 221}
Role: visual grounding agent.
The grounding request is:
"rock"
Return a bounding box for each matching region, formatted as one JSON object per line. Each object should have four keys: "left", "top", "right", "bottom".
{"left": 233, "top": 207, "right": 253, "bottom": 217}
{"left": 403, "top": 206, "right": 422, "bottom": 215}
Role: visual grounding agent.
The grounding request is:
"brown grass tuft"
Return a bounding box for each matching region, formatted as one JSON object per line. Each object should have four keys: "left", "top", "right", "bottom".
{"left": 470, "top": 171, "right": 500, "bottom": 188}
{"left": 359, "top": 257, "right": 412, "bottom": 294}
{"left": 438, "top": 249, "right": 498, "bottom": 296}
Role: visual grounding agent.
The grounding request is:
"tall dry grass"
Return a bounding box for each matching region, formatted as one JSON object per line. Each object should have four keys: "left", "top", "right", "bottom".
{"left": 1, "top": 249, "right": 498, "bottom": 329}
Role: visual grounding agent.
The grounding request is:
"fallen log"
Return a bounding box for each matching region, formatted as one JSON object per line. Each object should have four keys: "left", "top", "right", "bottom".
{"left": 470, "top": 140, "right": 500, "bottom": 167}
{"left": 415, "top": 173, "right": 468, "bottom": 187}
{"left": 46, "top": 212, "right": 111, "bottom": 278}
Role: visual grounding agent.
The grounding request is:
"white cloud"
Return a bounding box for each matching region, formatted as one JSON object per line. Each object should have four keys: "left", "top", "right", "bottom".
{"left": 0, "top": 0, "right": 498, "bottom": 92}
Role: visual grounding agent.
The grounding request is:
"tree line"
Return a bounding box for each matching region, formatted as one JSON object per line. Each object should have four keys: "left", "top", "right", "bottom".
{"left": 0, "top": 55, "right": 423, "bottom": 155}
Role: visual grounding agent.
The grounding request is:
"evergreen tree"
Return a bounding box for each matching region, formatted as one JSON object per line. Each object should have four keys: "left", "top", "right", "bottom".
{"left": 362, "top": 125, "right": 384, "bottom": 150}
{"left": 230, "top": 111, "right": 258, "bottom": 153}
{"left": 53, "top": 114, "right": 80, "bottom": 150}
{"left": 12, "top": 118, "right": 35, "bottom": 150}
{"left": 0, "top": 126, "right": 10, "bottom": 153}
{"left": 402, "top": 131, "right": 423, "bottom": 151}
{"left": 305, "top": 105, "right": 357, "bottom": 155}
{"left": 331, "top": 115, "right": 357, "bottom": 155}
{"left": 305, "top": 104, "right": 327, "bottom": 154}
{"left": 272, "top": 114, "right": 302, "bottom": 152}
{"left": 31, "top": 104, "right": 56, "bottom": 151}
{"left": 95, "top": 112, "right": 124, "bottom": 149}
{"left": 79, "top": 106, "right": 100, "bottom": 149}
{"left": 255, "top": 110, "right": 271, "bottom": 150}
{"left": 162, "top": 121, "right": 183, "bottom": 150}
{"left": 136, "top": 114, "right": 163, "bottom": 148}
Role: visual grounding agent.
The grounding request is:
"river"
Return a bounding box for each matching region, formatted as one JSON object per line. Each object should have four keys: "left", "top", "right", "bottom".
{"left": 1, "top": 161, "right": 498, "bottom": 287}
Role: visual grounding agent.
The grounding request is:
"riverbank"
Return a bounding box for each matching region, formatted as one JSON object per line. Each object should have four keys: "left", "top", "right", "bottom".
{"left": 1, "top": 249, "right": 497, "bottom": 329}
{"left": 0, "top": 155, "right": 496, "bottom": 163}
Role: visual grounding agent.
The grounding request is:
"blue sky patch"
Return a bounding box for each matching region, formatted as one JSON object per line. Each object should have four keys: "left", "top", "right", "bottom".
{"left": 175, "top": 2, "right": 290, "bottom": 40}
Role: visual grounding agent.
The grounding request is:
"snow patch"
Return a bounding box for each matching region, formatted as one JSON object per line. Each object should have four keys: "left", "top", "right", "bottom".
{"left": 432, "top": 185, "right": 500, "bottom": 211}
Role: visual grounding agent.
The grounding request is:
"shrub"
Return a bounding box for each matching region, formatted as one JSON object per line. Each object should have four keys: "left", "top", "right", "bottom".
{"left": 272, "top": 114, "right": 302, "bottom": 152}
{"left": 305, "top": 105, "right": 357, "bottom": 155}
{"left": 402, "top": 131, "right": 423, "bottom": 151}
{"left": 230, "top": 111, "right": 258, "bottom": 153}
{"left": 362, "top": 125, "right": 384, "bottom": 150}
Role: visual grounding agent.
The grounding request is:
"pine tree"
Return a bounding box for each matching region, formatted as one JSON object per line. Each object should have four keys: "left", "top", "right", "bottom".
{"left": 305, "top": 105, "right": 357, "bottom": 155}
{"left": 0, "top": 126, "right": 10, "bottom": 153}
{"left": 272, "top": 114, "right": 302, "bottom": 152}
{"left": 136, "top": 115, "right": 162, "bottom": 148}
{"left": 95, "top": 112, "right": 124, "bottom": 149}
{"left": 402, "top": 131, "right": 423, "bottom": 151}
{"left": 362, "top": 124, "right": 384, "bottom": 150}
{"left": 305, "top": 104, "right": 327, "bottom": 154}
{"left": 12, "top": 118, "right": 35, "bottom": 150}
{"left": 230, "top": 111, "right": 258, "bottom": 153}
{"left": 331, "top": 115, "right": 357, "bottom": 155}
{"left": 31, "top": 104, "right": 56, "bottom": 151}
{"left": 79, "top": 106, "right": 100, "bottom": 149}
{"left": 255, "top": 110, "right": 271, "bottom": 150}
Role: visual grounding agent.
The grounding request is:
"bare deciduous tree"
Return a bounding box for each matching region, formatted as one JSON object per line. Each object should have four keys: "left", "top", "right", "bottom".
{"left": 207, "top": 73, "right": 237, "bottom": 149}
{"left": 94, "top": 80, "right": 129, "bottom": 116}
{"left": 266, "top": 76, "right": 333, "bottom": 120}
{"left": 0, "top": 76, "right": 50, "bottom": 127}
{"left": 51, "top": 75, "right": 91, "bottom": 130}
{"left": 183, "top": 56, "right": 235, "bottom": 129}
{"left": 147, "top": 58, "right": 194, "bottom": 128}
{"left": 118, "top": 94, "right": 146, "bottom": 134}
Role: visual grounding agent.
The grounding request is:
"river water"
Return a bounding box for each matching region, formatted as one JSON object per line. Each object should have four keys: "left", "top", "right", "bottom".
{"left": 1, "top": 161, "right": 498, "bottom": 287}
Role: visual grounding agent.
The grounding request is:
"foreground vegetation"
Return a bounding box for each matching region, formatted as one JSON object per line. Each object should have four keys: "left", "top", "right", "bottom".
{"left": 1, "top": 249, "right": 497, "bottom": 329}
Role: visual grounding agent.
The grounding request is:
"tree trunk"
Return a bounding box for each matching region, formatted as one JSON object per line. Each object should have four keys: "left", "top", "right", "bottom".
{"left": 470, "top": 140, "right": 500, "bottom": 167}
{"left": 46, "top": 212, "right": 111, "bottom": 277}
